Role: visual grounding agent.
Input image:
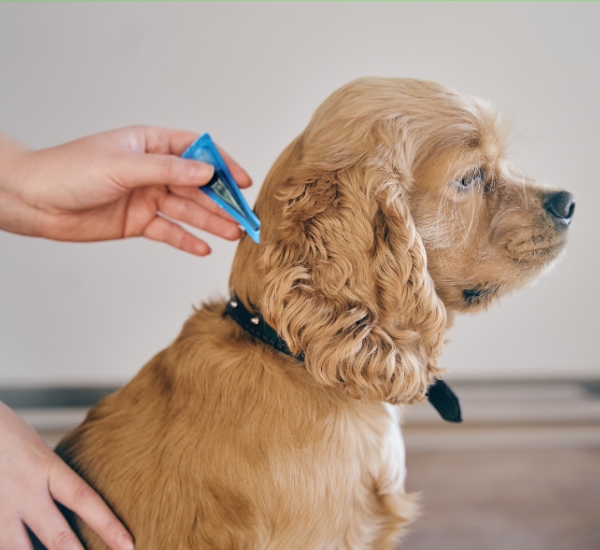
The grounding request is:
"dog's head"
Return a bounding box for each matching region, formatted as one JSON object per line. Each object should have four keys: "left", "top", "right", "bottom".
{"left": 230, "top": 78, "right": 574, "bottom": 405}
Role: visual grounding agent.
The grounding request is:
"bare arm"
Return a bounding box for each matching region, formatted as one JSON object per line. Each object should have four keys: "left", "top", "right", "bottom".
{"left": 0, "top": 126, "right": 252, "bottom": 255}
{"left": 0, "top": 126, "right": 254, "bottom": 549}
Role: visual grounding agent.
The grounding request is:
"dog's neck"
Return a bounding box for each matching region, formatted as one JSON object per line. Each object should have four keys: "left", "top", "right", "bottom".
{"left": 226, "top": 295, "right": 302, "bottom": 360}
{"left": 225, "top": 295, "right": 462, "bottom": 424}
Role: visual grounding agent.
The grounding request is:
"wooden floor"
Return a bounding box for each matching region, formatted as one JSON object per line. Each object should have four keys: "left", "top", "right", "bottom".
{"left": 400, "top": 448, "right": 600, "bottom": 550}
{"left": 397, "top": 381, "right": 600, "bottom": 550}
{"left": 5, "top": 381, "right": 600, "bottom": 550}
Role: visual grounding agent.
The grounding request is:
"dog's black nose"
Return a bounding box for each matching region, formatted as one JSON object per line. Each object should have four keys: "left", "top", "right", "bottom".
{"left": 543, "top": 191, "right": 576, "bottom": 226}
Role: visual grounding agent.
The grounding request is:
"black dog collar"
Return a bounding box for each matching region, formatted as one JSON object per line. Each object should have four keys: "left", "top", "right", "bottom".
{"left": 225, "top": 297, "right": 462, "bottom": 423}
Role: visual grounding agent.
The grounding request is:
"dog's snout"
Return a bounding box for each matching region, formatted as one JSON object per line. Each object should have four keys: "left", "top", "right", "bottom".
{"left": 543, "top": 191, "right": 576, "bottom": 226}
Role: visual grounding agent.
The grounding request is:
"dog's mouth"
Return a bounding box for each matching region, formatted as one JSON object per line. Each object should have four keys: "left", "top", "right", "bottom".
{"left": 503, "top": 232, "right": 567, "bottom": 266}
{"left": 462, "top": 284, "right": 500, "bottom": 306}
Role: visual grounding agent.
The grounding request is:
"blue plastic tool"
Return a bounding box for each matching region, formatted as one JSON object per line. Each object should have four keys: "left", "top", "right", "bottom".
{"left": 181, "top": 133, "right": 260, "bottom": 243}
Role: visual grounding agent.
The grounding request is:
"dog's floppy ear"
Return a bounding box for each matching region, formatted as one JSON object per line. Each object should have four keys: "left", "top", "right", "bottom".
{"left": 260, "top": 147, "right": 446, "bottom": 405}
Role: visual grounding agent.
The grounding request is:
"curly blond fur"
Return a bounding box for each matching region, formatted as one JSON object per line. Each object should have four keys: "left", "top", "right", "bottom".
{"left": 55, "top": 78, "right": 572, "bottom": 550}
{"left": 260, "top": 152, "right": 446, "bottom": 405}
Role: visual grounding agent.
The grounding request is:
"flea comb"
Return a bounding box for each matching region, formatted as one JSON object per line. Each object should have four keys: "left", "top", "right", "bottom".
{"left": 181, "top": 133, "right": 260, "bottom": 243}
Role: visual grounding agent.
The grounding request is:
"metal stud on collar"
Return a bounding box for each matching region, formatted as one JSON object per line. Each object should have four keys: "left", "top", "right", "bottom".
{"left": 224, "top": 295, "right": 461, "bottom": 423}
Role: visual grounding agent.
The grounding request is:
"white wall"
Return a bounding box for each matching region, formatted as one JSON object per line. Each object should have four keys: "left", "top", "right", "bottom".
{"left": 0, "top": 2, "right": 598, "bottom": 385}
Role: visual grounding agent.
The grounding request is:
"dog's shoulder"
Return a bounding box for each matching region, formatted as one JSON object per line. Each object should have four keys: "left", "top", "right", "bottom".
{"left": 55, "top": 299, "right": 412, "bottom": 549}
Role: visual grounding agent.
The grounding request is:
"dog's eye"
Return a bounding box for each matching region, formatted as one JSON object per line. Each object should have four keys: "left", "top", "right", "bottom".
{"left": 456, "top": 168, "right": 485, "bottom": 190}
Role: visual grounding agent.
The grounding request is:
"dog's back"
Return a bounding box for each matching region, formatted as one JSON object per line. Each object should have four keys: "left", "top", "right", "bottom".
{"left": 56, "top": 302, "right": 416, "bottom": 549}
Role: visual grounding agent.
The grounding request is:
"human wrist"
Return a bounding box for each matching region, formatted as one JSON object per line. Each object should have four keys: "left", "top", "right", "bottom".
{"left": 0, "top": 133, "right": 41, "bottom": 237}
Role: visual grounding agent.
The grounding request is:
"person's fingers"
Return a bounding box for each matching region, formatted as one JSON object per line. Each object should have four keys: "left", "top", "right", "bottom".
{"left": 168, "top": 185, "right": 237, "bottom": 223}
{"left": 0, "top": 518, "right": 34, "bottom": 550}
{"left": 143, "top": 215, "right": 211, "bottom": 256}
{"left": 132, "top": 127, "right": 252, "bottom": 188}
{"left": 23, "top": 498, "right": 85, "bottom": 550}
{"left": 157, "top": 194, "right": 242, "bottom": 241}
{"left": 113, "top": 153, "right": 215, "bottom": 190}
{"left": 48, "top": 457, "right": 134, "bottom": 550}
{"left": 137, "top": 127, "right": 199, "bottom": 156}
{"left": 215, "top": 145, "right": 253, "bottom": 188}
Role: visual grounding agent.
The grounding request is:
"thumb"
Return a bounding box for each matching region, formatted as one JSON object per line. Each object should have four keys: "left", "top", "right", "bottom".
{"left": 115, "top": 152, "right": 215, "bottom": 190}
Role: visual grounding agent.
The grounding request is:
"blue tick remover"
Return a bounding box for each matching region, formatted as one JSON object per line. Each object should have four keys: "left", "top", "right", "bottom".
{"left": 181, "top": 133, "right": 260, "bottom": 244}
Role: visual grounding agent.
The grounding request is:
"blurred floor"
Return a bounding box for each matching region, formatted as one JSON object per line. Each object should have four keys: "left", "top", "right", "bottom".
{"left": 399, "top": 381, "right": 600, "bottom": 550}
{"left": 3, "top": 381, "right": 600, "bottom": 550}
{"left": 402, "top": 448, "right": 600, "bottom": 550}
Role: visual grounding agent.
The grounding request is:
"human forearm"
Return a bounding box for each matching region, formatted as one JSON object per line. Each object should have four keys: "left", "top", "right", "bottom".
{"left": 0, "top": 132, "right": 41, "bottom": 237}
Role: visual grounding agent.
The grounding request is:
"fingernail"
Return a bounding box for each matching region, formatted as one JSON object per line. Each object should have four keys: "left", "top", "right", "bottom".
{"left": 191, "top": 239, "right": 211, "bottom": 256}
{"left": 116, "top": 532, "right": 135, "bottom": 550}
{"left": 227, "top": 225, "right": 243, "bottom": 240}
{"left": 189, "top": 162, "right": 214, "bottom": 183}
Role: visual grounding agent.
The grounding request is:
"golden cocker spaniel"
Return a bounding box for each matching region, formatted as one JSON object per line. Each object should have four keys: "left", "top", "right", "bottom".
{"left": 55, "top": 78, "right": 574, "bottom": 549}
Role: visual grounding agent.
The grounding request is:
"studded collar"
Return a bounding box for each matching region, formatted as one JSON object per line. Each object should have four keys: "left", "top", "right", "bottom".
{"left": 225, "top": 296, "right": 462, "bottom": 423}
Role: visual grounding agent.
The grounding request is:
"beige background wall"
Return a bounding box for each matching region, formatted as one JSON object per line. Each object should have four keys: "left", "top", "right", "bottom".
{"left": 0, "top": 2, "right": 598, "bottom": 385}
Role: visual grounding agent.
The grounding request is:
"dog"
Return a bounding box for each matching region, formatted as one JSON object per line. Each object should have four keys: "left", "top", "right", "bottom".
{"left": 55, "top": 78, "right": 575, "bottom": 549}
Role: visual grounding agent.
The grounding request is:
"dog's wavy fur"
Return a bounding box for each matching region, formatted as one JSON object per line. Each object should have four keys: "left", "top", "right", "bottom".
{"left": 55, "top": 78, "right": 571, "bottom": 549}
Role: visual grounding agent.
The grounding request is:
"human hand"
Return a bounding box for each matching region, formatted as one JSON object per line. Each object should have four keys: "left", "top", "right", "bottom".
{"left": 0, "top": 126, "right": 252, "bottom": 256}
{"left": 0, "top": 401, "right": 134, "bottom": 550}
